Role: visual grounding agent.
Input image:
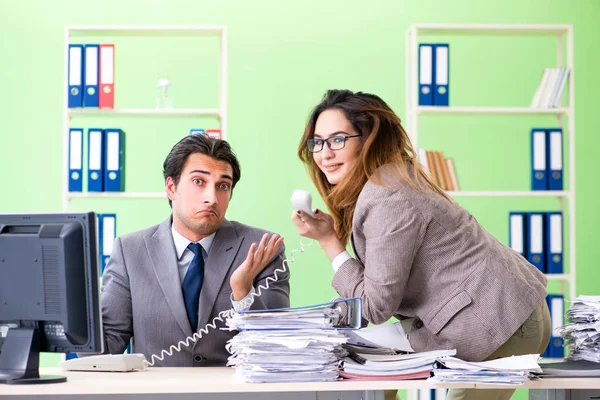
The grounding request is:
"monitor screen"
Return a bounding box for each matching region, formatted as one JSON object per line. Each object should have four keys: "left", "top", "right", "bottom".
{"left": 0, "top": 212, "right": 102, "bottom": 384}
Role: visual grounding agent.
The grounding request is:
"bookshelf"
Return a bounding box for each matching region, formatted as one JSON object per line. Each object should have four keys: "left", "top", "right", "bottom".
{"left": 416, "top": 106, "right": 569, "bottom": 116}
{"left": 406, "top": 23, "right": 575, "bottom": 296}
{"left": 405, "top": 24, "right": 575, "bottom": 398}
{"left": 69, "top": 108, "right": 222, "bottom": 117}
{"left": 449, "top": 191, "right": 568, "bottom": 197}
{"left": 62, "top": 25, "right": 228, "bottom": 210}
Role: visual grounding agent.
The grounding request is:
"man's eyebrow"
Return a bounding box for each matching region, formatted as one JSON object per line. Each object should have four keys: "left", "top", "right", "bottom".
{"left": 313, "top": 131, "right": 351, "bottom": 139}
{"left": 189, "top": 169, "right": 233, "bottom": 182}
{"left": 189, "top": 169, "right": 210, "bottom": 175}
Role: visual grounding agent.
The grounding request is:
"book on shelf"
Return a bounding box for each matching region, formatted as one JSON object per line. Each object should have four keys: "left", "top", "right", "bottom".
{"left": 531, "top": 68, "right": 570, "bottom": 109}
{"left": 418, "top": 148, "right": 459, "bottom": 191}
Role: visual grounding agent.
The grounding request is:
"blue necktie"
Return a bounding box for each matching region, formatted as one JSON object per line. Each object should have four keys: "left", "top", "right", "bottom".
{"left": 182, "top": 243, "right": 204, "bottom": 331}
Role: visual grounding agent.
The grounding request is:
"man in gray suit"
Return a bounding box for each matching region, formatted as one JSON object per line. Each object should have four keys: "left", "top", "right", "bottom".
{"left": 101, "top": 134, "right": 290, "bottom": 367}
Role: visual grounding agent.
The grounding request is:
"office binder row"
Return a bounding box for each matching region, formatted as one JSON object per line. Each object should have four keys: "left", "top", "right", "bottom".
{"left": 418, "top": 43, "right": 449, "bottom": 106}
{"left": 189, "top": 128, "right": 222, "bottom": 139}
{"left": 98, "top": 213, "right": 117, "bottom": 275}
{"left": 68, "top": 44, "right": 115, "bottom": 108}
{"left": 544, "top": 294, "right": 564, "bottom": 359}
{"left": 509, "top": 211, "right": 563, "bottom": 274}
{"left": 68, "top": 128, "right": 125, "bottom": 192}
{"left": 531, "top": 68, "right": 570, "bottom": 109}
{"left": 417, "top": 148, "right": 459, "bottom": 191}
{"left": 531, "top": 128, "right": 563, "bottom": 191}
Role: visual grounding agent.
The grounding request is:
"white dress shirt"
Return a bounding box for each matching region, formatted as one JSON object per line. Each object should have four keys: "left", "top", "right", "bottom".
{"left": 332, "top": 251, "right": 352, "bottom": 272}
{"left": 171, "top": 225, "right": 255, "bottom": 312}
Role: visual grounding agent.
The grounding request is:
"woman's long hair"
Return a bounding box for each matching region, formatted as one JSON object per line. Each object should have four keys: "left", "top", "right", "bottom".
{"left": 297, "top": 89, "right": 453, "bottom": 245}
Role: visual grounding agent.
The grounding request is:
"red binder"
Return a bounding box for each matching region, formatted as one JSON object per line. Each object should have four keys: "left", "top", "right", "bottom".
{"left": 99, "top": 44, "right": 114, "bottom": 108}
{"left": 206, "top": 129, "right": 221, "bottom": 139}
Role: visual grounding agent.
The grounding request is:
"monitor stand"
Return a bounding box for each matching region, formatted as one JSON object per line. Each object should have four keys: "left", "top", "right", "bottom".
{"left": 0, "top": 327, "right": 66, "bottom": 384}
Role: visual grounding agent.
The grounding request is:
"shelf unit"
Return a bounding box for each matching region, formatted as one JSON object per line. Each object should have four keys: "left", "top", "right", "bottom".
{"left": 69, "top": 108, "right": 222, "bottom": 117}
{"left": 406, "top": 23, "right": 575, "bottom": 298}
{"left": 448, "top": 191, "right": 568, "bottom": 197}
{"left": 415, "top": 106, "right": 569, "bottom": 116}
{"left": 62, "top": 25, "right": 227, "bottom": 210}
{"left": 67, "top": 192, "right": 166, "bottom": 199}
{"left": 405, "top": 25, "right": 574, "bottom": 398}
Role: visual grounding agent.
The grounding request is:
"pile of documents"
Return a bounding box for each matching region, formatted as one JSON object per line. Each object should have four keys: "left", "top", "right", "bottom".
{"left": 428, "top": 354, "right": 542, "bottom": 386}
{"left": 225, "top": 299, "right": 361, "bottom": 383}
{"left": 339, "top": 320, "right": 458, "bottom": 379}
{"left": 226, "top": 329, "right": 348, "bottom": 382}
{"left": 559, "top": 295, "right": 600, "bottom": 363}
{"left": 534, "top": 359, "right": 600, "bottom": 377}
{"left": 340, "top": 350, "right": 456, "bottom": 380}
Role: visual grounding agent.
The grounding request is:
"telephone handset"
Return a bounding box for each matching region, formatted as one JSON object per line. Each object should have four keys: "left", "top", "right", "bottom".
{"left": 290, "top": 190, "right": 315, "bottom": 218}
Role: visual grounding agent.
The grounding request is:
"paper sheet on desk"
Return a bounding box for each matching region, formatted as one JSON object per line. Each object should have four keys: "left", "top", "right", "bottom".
{"left": 437, "top": 354, "right": 542, "bottom": 373}
{"left": 344, "top": 321, "right": 414, "bottom": 352}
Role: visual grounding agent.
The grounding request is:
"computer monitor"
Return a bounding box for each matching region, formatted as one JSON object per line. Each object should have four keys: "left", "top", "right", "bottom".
{"left": 0, "top": 212, "right": 103, "bottom": 384}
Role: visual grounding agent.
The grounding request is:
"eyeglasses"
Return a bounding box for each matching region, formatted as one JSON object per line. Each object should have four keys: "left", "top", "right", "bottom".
{"left": 306, "top": 135, "right": 362, "bottom": 153}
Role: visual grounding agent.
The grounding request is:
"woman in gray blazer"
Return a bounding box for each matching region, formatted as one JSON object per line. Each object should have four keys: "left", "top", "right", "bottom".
{"left": 292, "top": 89, "right": 551, "bottom": 400}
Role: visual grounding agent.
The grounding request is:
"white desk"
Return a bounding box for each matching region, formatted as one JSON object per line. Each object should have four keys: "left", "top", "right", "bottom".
{"left": 1, "top": 367, "right": 599, "bottom": 399}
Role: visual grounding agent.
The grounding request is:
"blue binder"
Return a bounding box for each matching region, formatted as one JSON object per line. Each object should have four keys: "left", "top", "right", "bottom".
{"left": 433, "top": 44, "right": 449, "bottom": 106}
{"left": 68, "top": 44, "right": 84, "bottom": 108}
{"left": 531, "top": 129, "right": 548, "bottom": 190}
{"left": 418, "top": 44, "right": 434, "bottom": 106}
{"left": 546, "top": 294, "right": 564, "bottom": 358}
{"left": 100, "top": 213, "right": 116, "bottom": 274}
{"left": 545, "top": 212, "right": 563, "bottom": 274}
{"left": 68, "top": 128, "right": 83, "bottom": 192}
{"left": 527, "top": 212, "right": 545, "bottom": 273}
{"left": 104, "top": 129, "right": 125, "bottom": 192}
{"left": 190, "top": 128, "right": 206, "bottom": 136}
{"left": 547, "top": 128, "right": 563, "bottom": 190}
{"left": 87, "top": 128, "right": 104, "bottom": 192}
{"left": 509, "top": 212, "right": 527, "bottom": 258}
{"left": 83, "top": 44, "right": 99, "bottom": 107}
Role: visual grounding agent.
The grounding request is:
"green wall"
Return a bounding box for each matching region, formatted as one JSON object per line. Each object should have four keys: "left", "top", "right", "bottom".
{"left": 1, "top": 0, "right": 599, "bottom": 397}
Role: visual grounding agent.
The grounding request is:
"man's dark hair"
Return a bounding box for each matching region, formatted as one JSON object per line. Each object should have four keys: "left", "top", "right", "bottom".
{"left": 163, "top": 134, "right": 241, "bottom": 207}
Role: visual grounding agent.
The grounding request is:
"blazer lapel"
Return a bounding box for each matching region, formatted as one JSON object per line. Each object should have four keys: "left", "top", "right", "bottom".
{"left": 197, "top": 219, "right": 243, "bottom": 330}
{"left": 145, "top": 216, "right": 192, "bottom": 338}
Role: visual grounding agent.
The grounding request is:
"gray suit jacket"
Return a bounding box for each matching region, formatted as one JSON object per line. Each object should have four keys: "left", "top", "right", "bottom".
{"left": 101, "top": 216, "right": 290, "bottom": 366}
{"left": 332, "top": 174, "right": 547, "bottom": 361}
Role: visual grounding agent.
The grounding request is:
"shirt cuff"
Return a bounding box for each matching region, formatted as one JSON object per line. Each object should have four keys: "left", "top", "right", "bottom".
{"left": 332, "top": 251, "right": 352, "bottom": 273}
{"left": 231, "top": 287, "right": 256, "bottom": 312}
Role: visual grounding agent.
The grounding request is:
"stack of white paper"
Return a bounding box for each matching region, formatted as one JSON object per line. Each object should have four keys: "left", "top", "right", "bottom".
{"left": 341, "top": 349, "right": 456, "bottom": 380}
{"left": 226, "top": 329, "right": 348, "bottom": 382}
{"left": 428, "top": 354, "right": 542, "bottom": 386}
{"left": 225, "top": 299, "right": 361, "bottom": 383}
{"left": 559, "top": 295, "right": 600, "bottom": 363}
